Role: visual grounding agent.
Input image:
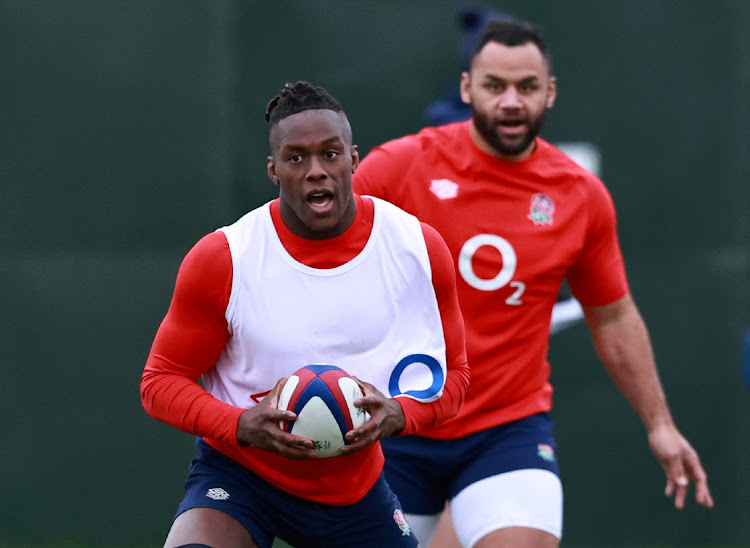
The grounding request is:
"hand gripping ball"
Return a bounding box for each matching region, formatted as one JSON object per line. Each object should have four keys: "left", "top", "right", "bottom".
{"left": 277, "top": 364, "right": 367, "bottom": 457}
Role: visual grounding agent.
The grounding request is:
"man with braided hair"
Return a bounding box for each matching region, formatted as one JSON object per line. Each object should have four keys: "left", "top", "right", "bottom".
{"left": 141, "top": 81, "right": 469, "bottom": 548}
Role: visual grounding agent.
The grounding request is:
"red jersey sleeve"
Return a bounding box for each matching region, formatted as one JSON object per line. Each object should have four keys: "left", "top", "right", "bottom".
{"left": 396, "top": 221, "right": 470, "bottom": 435}
{"left": 140, "top": 231, "right": 245, "bottom": 443}
{"left": 567, "top": 178, "right": 630, "bottom": 306}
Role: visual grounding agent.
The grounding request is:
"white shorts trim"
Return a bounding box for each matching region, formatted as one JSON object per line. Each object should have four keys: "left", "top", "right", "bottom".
{"left": 450, "top": 469, "right": 563, "bottom": 548}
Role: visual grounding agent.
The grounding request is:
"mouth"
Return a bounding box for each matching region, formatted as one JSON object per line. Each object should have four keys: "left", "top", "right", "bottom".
{"left": 497, "top": 118, "right": 527, "bottom": 137}
{"left": 306, "top": 189, "right": 335, "bottom": 210}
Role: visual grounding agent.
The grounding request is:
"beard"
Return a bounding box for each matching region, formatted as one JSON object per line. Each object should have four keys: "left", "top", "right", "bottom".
{"left": 471, "top": 107, "right": 546, "bottom": 158}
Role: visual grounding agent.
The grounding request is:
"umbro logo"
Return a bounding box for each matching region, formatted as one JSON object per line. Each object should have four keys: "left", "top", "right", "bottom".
{"left": 429, "top": 178, "right": 459, "bottom": 200}
{"left": 206, "top": 487, "right": 230, "bottom": 501}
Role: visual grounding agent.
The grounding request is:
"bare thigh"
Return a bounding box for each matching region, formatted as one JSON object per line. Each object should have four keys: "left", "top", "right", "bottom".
{"left": 431, "top": 507, "right": 559, "bottom": 548}
{"left": 163, "top": 507, "right": 258, "bottom": 548}
{"left": 430, "top": 503, "right": 460, "bottom": 548}
{"left": 473, "top": 527, "right": 558, "bottom": 548}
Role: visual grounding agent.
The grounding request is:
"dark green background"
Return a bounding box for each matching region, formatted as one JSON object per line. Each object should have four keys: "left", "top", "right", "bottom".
{"left": 1, "top": 1, "right": 748, "bottom": 546}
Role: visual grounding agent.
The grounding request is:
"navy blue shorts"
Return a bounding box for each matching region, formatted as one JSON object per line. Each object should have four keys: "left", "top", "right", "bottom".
{"left": 380, "top": 412, "right": 560, "bottom": 514}
{"left": 175, "top": 439, "right": 419, "bottom": 548}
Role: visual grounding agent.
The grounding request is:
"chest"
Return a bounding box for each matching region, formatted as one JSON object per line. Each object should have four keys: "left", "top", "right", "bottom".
{"left": 397, "top": 166, "right": 587, "bottom": 292}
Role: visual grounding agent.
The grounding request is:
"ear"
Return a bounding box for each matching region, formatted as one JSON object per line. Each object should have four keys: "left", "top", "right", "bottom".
{"left": 350, "top": 144, "right": 360, "bottom": 173}
{"left": 267, "top": 156, "right": 279, "bottom": 185}
{"left": 459, "top": 71, "right": 472, "bottom": 105}
{"left": 546, "top": 76, "right": 557, "bottom": 109}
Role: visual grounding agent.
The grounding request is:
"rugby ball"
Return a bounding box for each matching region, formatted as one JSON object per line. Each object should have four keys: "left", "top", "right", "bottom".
{"left": 277, "top": 364, "right": 366, "bottom": 458}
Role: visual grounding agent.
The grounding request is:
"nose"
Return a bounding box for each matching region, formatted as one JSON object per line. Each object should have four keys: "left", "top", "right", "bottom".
{"left": 306, "top": 155, "right": 327, "bottom": 180}
{"left": 498, "top": 87, "right": 522, "bottom": 109}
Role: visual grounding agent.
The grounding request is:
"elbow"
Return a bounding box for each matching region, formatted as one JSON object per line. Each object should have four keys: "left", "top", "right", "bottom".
{"left": 139, "top": 369, "right": 161, "bottom": 417}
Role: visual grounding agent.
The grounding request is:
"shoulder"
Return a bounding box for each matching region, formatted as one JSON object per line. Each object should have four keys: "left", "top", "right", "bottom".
{"left": 183, "top": 231, "right": 230, "bottom": 267}
{"left": 536, "top": 140, "right": 595, "bottom": 176}
{"left": 215, "top": 202, "right": 274, "bottom": 258}
{"left": 367, "top": 122, "right": 466, "bottom": 158}
{"left": 419, "top": 222, "right": 451, "bottom": 258}
{"left": 535, "top": 139, "right": 614, "bottom": 202}
{"left": 180, "top": 230, "right": 232, "bottom": 276}
{"left": 174, "top": 230, "right": 232, "bottom": 305}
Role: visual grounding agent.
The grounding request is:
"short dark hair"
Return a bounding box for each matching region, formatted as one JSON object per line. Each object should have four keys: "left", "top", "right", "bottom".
{"left": 469, "top": 19, "right": 552, "bottom": 73}
{"left": 264, "top": 81, "right": 344, "bottom": 125}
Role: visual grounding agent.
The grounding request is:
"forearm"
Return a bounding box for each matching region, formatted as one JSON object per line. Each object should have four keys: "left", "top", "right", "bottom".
{"left": 140, "top": 360, "right": 244, "bottom": 443}
{"left": 396, "top": 360, "right": 470, "bottom": 435}
{"left": 586, "top": 295, "right": 674, "bottom": 432}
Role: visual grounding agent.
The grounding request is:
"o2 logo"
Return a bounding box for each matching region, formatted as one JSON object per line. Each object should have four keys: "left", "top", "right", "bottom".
{"left": 388, "top": 354, "right": 444, "bottom": 401}
{"left": 251, "top": 354, "right": 447, "bottom": 405}
{"left": 459, "top": 234, "right": 525, "bottom": 305}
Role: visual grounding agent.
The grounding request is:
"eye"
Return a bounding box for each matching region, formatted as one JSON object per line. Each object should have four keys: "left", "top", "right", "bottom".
{"left": 519, "top": 82, "right": 540, "bottom": 93}
{"left": 485, "top": 81, "right": 503, "bottom": 93}
{"left": 289, "top": 154, "right": 303, "bottom": 163}
{"left": 325, "top": 150, "right": 340, "bottom": 160}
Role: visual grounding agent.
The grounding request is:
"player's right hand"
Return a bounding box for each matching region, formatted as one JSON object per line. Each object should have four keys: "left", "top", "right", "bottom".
{"left": 235, "top": 377, "right": 318, "bottom": 459}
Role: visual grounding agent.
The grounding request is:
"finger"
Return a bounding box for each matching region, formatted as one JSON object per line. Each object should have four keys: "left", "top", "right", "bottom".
{"left": 338, "top": 440, "right": 367, "bottom": 456}
{"left": 668, "top": 461, "right": 688, "bottom": 509}
{"left": 661, "top": 457, "right": 689, "bottom": 509}
{"left": 354, "top": 395, "right": 382, "bottom": 409}
{"left": 664, "top": 477, "right": 675, "bottom": 498}
{"left": 263, "top": 376, "right": 290, "bottom": 407}
{"left": 258, "top": 409, "right": 297, "bottom": 429}
{"left": 343, "top": 414, "right": 386, "bottom": 445}
{"left": 279, "top": 431, "right": 316, "bottom": 449}
{"left": 350, "top": 376, "right": 374, "bottom": 391}
{"left": 344, "top": 418, "right": 380, "bottom": 442}
{"left": 256, "top": 397, "right": 297, "bottom": 418}
{"left": 685, "top": 457, "right": 714, "bottom": 508}
{"left": 694, "top": 481, "right": 714, "bottom": 508}
{"left": 275, "top": 409, "right": 298, "bottom": 422}
{"left": 339, "top": 434, "right": 378, "bottom": 455}
{"left": 673, "top": 475, "right": 688, "bottom": 509}
{"left": 268, "top": 433, "right": 317, "bottom": 457}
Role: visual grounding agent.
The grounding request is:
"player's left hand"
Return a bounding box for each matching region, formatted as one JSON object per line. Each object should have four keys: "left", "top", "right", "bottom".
{"left": 339, "top": 377, "right": 406, "bottom": 456}
{"left": 648, "top": 423, "right": 714, "bottom": 509}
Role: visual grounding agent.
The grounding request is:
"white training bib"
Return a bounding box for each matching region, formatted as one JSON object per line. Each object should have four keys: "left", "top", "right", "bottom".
{"left": 203, "top": 198, "right": 448, "bottom": 408}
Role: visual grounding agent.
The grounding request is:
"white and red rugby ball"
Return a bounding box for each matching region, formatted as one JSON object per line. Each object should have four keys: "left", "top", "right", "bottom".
{"left": 277, "top": 364, "right": 367, "bottom": 458}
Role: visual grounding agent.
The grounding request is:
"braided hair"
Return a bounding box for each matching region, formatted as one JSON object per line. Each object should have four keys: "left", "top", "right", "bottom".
{"left": 265, "top": 81, "right": 344, "bottom": 125}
